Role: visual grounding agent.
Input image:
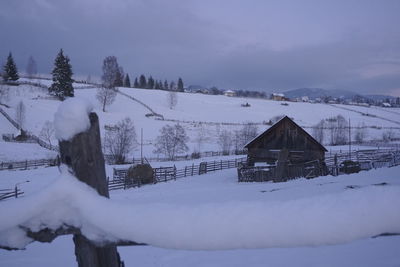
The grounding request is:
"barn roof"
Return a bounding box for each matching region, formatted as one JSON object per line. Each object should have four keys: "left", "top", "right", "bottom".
{"left": 244, "top": 116, "right": 328, "bottom": 152}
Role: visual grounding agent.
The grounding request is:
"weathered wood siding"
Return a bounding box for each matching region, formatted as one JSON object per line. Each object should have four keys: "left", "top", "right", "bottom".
{"left": 246, "top": 118, "right": 325, "bottom": 165}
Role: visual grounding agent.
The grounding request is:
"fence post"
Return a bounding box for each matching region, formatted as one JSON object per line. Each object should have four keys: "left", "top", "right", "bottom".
{"left": 58, "top": 112, "right": 122, "bottom": 267}
{"left": 184, "top": 166, "right": 187, "bottom": 177}
{"left": 220, "top": 160, "right": 223, "bottom": 170}
{"left": 191, "top": 163, "right": 194, "bottom": 176}
{"left": 14, "top": 186, "right": 18, "bottom": 198}
{"left": 25, "top": 160, "right": 28, "bottom": 170}
{"left": 174, "top": 165, "right": 176, "bottom": 180}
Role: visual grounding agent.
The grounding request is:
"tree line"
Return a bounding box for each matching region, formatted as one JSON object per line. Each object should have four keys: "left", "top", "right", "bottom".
{"left": 1, "top": 51, "right": 185, "bottom": 101}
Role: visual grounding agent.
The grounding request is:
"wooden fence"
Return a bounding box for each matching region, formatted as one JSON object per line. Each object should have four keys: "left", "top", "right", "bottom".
{"left": 0, "top": 158, "right": 58, "bottom": 171}
{"left": 0, "top": 188, "right": 24, "bottom": 201}
{"left": 238, "top": 149, "right": 400, "bottom": 183}
{"left": 109, "top": 157, "right": 247, "bottom": 190}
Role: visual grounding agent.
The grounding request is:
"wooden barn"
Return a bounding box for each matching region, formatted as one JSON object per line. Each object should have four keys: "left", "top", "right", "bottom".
{"left": 240, "top": 116, "right": 327, "bottom": 182}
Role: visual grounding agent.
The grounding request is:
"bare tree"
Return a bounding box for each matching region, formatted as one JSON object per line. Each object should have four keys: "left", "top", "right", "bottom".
{"left": 153, "top": 124, "right": 189, "bottom": 160}
{"left": 15, "top": 100, "right": 26, "bottom": 130}
{"left": 326, "top": 115, "right": 348, "bottom": 145}
{"left": 104, "top": 117, "right": 137, "bottom": 164}
{"left": 218, "top": 129, "right": 232, "bottom": 155}
{"left": 98, "top": 56, "right": 120, "bottom": 111}
{"left": 26, "top": 56, "right": 38, "bottom": 79}
{"left": 233, "top": 123, "right": 258, "bottom": 152}
{"left": 0, "top": 84, "right": 9, "bottom": 104}
{"left": 39, "top": 120, "right": 55, "bottom": 147}
{"left": 97, "top": 86, "right": 117, "bottom": 112}
{"left": 101, "top": 56, "right": 120, "bottom": 88}
{"left": 195, "top": 123, "right": 207, "bottom": 152}
{"left": 354, "top": 123, "right": 367, "bottom": 144}
{"left": 312, "top": 120, "right": 325, "bottom": 144}
{"left": 167, "top": 91, "right": 178, "bottom": 109}
{"left": 382, "top": 129, "right": 396, "bottom": 142}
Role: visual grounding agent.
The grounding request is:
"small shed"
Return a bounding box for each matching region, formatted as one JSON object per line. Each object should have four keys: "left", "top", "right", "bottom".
{"left": 241, "top": 116, "right": 327, "bottom": 181}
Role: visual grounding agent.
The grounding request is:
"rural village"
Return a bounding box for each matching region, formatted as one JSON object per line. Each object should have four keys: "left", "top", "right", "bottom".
{"left": 1, "top": 1, "right": 400, "bottom": 267}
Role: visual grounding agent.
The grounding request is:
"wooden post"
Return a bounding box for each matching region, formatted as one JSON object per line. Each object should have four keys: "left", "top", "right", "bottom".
{"left": 59, "top": 113, "right": 122, "bottom": 267}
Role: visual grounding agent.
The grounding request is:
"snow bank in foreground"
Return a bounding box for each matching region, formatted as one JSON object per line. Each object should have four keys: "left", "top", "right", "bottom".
{"left": 0, "top": 168, "right": 399, "bottom": 250}
{"left": 54, "top": 98, "right": 93, "bottom": 141}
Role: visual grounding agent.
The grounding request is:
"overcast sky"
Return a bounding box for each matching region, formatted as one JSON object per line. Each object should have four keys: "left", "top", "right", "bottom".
{"left": 1, "top": 0, "right": 399, "bottom": 95}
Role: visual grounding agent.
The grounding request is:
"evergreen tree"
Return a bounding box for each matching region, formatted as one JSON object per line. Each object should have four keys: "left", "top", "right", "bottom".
{"left": 124, "top": 74, "right": 131, "bottom": 87}
{"left": 115, "top": 67, "right": 124, "bottom": 87}
{"left": 159, "top": 80, "right": 164, "bottom": 90}
{"left": 147, "top": 76, "right": 155, "bottom": 89}
{"left": 139, "top": 74, "right": 147, "bottom": 88}
{"left": 49, "top": 49, "right": 74, "bottom": 100}
{"left": 170, "top": 81, "right": 176, "bottom": 91}
{"left": 164, "top": 80, "right": 169, "bottom": 90}
{"left": 177, "top": 77, "right": 184, "bottom": 92}
{"left": 133, "top": 77, "right": 139, "bottom": 88}
{"left": 3, "top": 52, "right": 19, "bottom": 81}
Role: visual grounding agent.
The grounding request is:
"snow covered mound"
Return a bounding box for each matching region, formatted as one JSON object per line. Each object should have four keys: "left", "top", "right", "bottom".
{"left": 0, "top": 167, "right": 399, "bottom": 250}
{"left": 54, "top": 97, "right": 93, "bottom": 141}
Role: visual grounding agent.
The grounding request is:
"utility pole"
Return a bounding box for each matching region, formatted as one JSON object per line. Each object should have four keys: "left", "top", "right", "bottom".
{"left": 141, "top": 128, "right": 143, "bottom": 164}
{"left": 349, "top": 118, "right": 351, "bottom": 160}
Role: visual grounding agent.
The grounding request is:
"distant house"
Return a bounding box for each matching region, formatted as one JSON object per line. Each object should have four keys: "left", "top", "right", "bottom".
{"left": 224, "top": 90, "right": 236, "bottom": 97}
{"left": 243, "top": 116, "right": 327, "bottom": 181}
{"left": 382, "top": 102, "right": 391, "bottom": 107}
{"left": 271, "top": 93, "right": 285, "bottom": 101}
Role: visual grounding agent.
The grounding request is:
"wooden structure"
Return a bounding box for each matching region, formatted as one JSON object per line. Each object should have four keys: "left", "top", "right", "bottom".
{"left": 242, "top": 116, "right": 327, "bottom": 182}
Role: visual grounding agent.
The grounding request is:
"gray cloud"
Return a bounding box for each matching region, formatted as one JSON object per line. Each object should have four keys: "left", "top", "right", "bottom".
{"left": 1, "top": 0, "right": 399, "bottom": 95}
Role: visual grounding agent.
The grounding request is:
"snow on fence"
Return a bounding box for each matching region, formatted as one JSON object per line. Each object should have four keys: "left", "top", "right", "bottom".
{"left": 0, "top": 158, "right": 58, "bottom": 171}
{"left": 110, "top": 157, "right": 247, "bottom": 190}
{"left": 0, "top": 106, "right": 59, "bottom": 152}
{"left": 104, "top": 150, "right": 247, "bottom": 165}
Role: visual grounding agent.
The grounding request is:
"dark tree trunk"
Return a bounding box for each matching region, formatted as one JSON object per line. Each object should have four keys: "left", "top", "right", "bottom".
{"left": 59, "top": 112, "right": 122, "bottom": 267}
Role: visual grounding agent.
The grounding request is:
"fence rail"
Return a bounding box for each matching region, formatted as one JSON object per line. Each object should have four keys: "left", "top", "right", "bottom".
{"left": 0, "top": 188, "right": 24, "bottom": 201}
{"left": 239, "top": 149, "right": 400, "bottom": 183}
{"left": 0, "top": 158, "right": 58, "bottom": 171}
{"left": 109, "top": 157, "right": 247, "bottom": 190}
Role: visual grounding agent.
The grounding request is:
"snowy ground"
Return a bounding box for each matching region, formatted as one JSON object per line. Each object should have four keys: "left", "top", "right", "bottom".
{"left": 1, "top": 81, "right": 399, "bottom": 161}
{"left": 0, "top": 164, "right": 400, "bottom": 266}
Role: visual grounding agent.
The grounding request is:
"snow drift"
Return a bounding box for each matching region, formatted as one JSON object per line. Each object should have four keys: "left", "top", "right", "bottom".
{"left": 0, "top": 167, "right": 399, "bottom": 250}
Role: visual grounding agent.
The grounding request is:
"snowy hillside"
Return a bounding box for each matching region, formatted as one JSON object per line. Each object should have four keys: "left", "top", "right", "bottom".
{"left": 0, "top": 80, "right": 399, "bottom": 161}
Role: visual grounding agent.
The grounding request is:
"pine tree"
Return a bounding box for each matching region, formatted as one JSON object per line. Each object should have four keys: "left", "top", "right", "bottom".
{"left": 3, "top": 52, "right": 19, "bottom": 82}
{"left": 177, "top": 77, "right": 184, "bottom": 92}
{"left": 170, "top": 81, "right": 176, "bottom": 91}
{"left": 115, "top": 67, "right": 124, "bottom": 87}
{"left": 164, "top": 80, "right": 169, "bottom": 90}
{"left": 124, "top": 74, "right": 131, "bottom": 87}
{"left": 139, "top": 74, "right": 147, "bottom": 88}
{"left": 49, "top": 49, "right": 74, "bottom": 100}
{"left": 133, "top": 77, "right": 139, "bottom": 88}
{"left": 158, "top": 80, "right": 164, "bottom": 90}
{"left": 147, "top": 76, "right": 155, "bottom": 89}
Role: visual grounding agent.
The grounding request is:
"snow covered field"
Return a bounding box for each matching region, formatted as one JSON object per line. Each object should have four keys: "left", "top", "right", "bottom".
{"left": 0, "top": 81, "right": 399, "bottom": 162}
{"left": 0, "top": 165, "right": 399, "bottom": 266}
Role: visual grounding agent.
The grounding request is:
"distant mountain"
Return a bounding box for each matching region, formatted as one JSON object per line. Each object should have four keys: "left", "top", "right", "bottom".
{"left": 364, "top": 94, "right": 396, "bottom": 101}
{"left": 282, "top": 88, "right": 358, "bottom": 100}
